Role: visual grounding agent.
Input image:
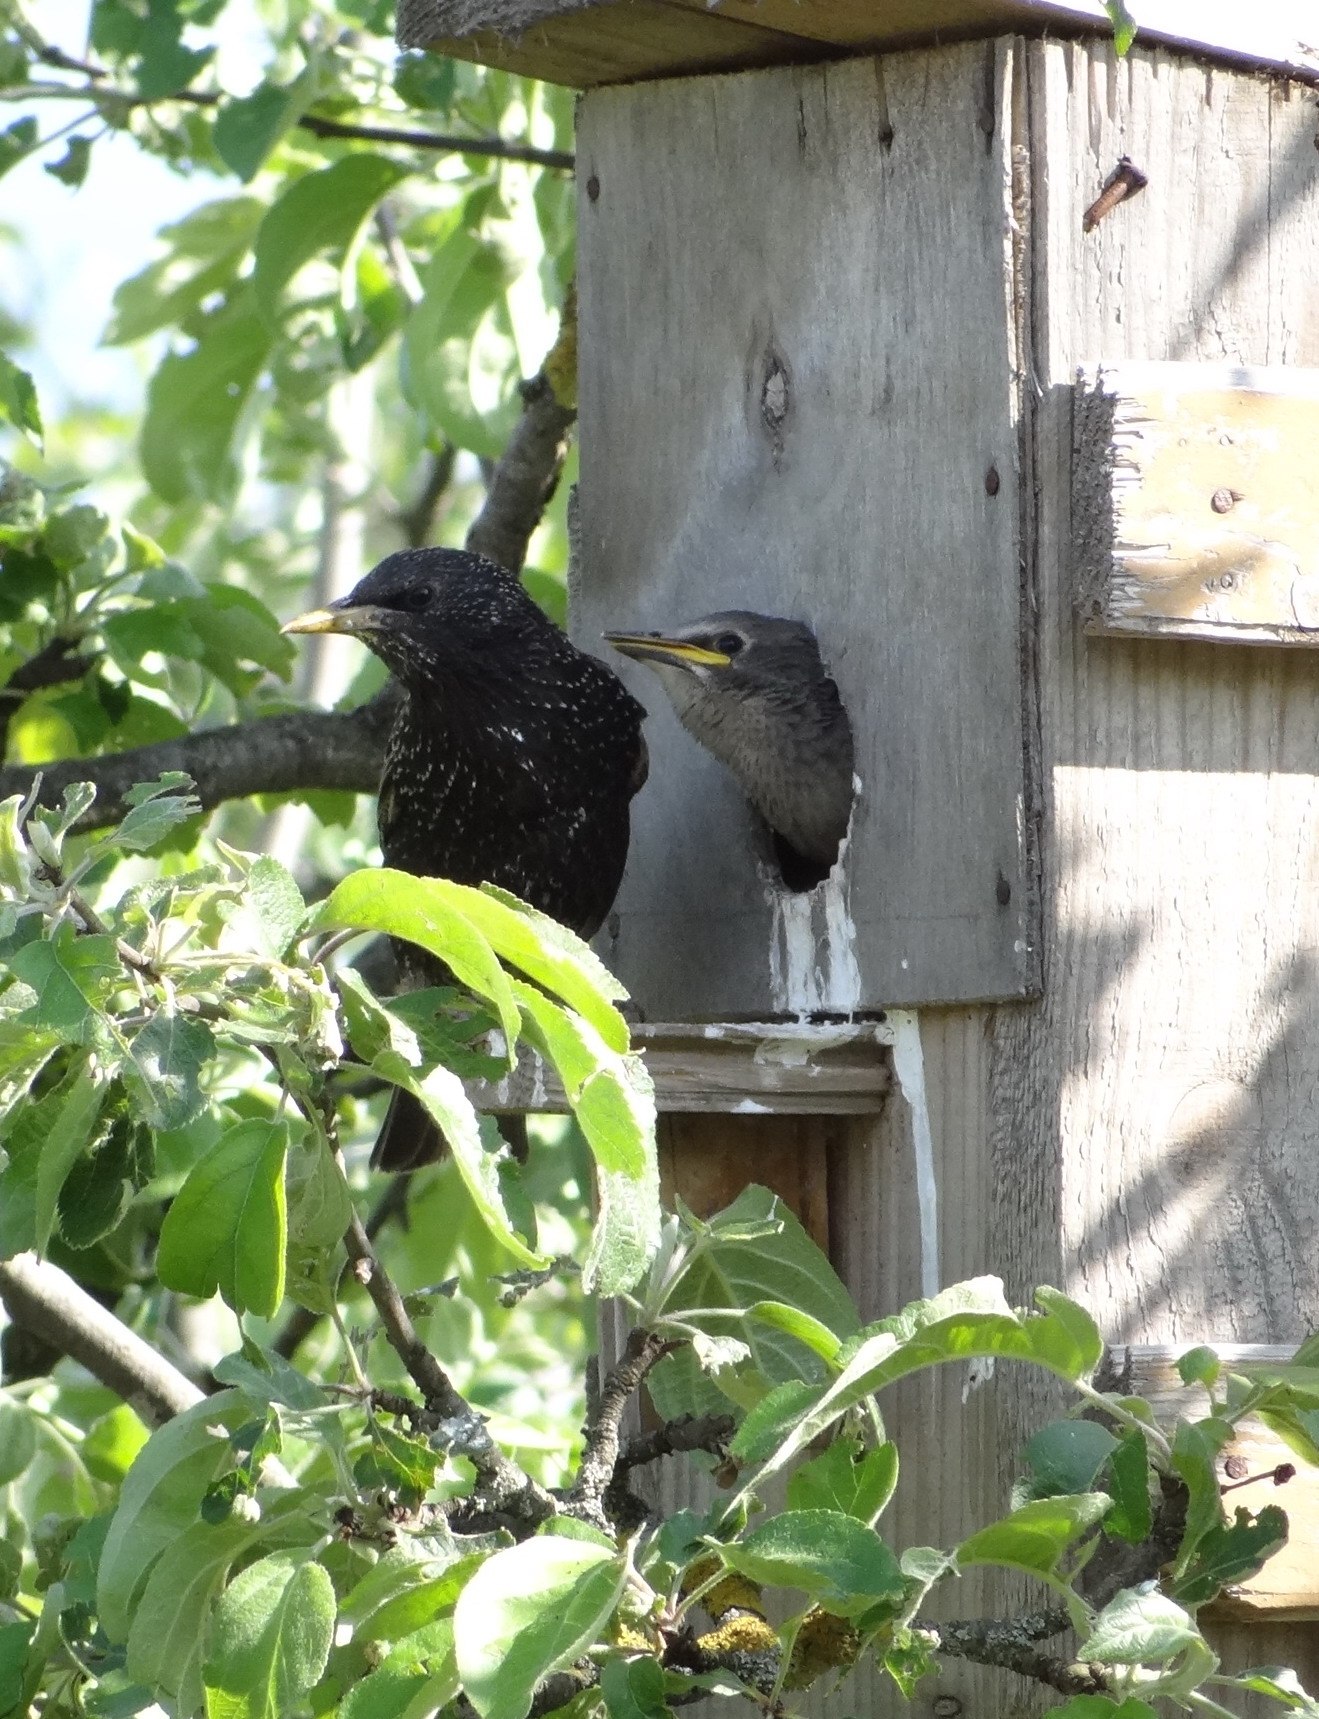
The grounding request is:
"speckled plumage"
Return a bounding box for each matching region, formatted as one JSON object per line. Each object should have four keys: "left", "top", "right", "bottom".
{"left": 307, "top": 547, "right": 647, "bottom": 1168}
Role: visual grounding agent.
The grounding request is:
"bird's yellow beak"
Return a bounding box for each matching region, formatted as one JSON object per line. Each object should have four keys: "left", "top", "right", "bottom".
{"left": 282, "top": 604, "right": 382, "bottom": 638}
{"left": 604, "top": 632, "right": 733, "bottom": 669}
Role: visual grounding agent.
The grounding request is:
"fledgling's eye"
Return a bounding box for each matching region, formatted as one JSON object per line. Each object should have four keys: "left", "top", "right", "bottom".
{"left": 714, "top": 631, "right": 744, "bottom": 656}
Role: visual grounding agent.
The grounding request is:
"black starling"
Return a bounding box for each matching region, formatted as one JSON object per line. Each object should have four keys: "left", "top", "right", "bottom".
{"left": 604, "top": 612, "right": 854, "bottom": 892}
{"left": 284, "top": 547, "right": 648, "bottom": 1169}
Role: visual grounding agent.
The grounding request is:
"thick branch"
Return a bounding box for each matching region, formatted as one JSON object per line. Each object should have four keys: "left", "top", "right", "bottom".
{"left": 618, "top": 1412, "right": 735, "bottom": 1472}
{"left": 928, "top": 1613, "right": 1106, "bottom": 1696}
{"left": 0, "top": 702, "right": 391, "bottom": 830}
{"left": 569, "top": 1327, "right": 673, "bottom": 1525}
{"left": 0, "top": 1252, "right": 203, "bottom": 1426}
{"left": 466, "top": 375, "right": 576, "bottom": 573}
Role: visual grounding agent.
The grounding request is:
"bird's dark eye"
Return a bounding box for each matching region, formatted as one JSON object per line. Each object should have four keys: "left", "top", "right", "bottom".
{"left": 396, "top": 586, "right": 434, "bottom": 612}
{"left": 714, "top": 631, "right": 744, "bottom": 656}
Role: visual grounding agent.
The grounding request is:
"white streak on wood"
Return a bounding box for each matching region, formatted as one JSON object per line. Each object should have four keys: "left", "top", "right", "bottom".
{"left": 889, "top": 1009, "right": 940, "bottom": 1299}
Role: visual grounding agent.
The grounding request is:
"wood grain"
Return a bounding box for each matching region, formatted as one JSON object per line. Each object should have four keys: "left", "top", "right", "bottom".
{"left": 576, "top": 46, "right": 1035, "bottom": 1019}
{"left": 469, "top": 1021, "right": 893, "bottom": 1115}
{"left": 1074, "top": 363, "right": 1319, "bottom": 645}
{"left": 397, "top": 0, "right": 1319, "bottom": 88}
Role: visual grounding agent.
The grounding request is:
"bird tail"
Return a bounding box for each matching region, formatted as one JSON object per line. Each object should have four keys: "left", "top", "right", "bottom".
{"left": 371, "top": 1087, "right": 446, "bottom": 1172}
{"left": 370, "top": 1089, "right": 530, "bottom": 1172}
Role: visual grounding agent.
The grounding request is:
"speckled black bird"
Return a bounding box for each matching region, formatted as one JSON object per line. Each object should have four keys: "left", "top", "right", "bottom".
{"left": 605, "top": 612, "right": 854, "bottom": 892}
{"left": 284, "top": 547, "right": 648, "bottom": 1169}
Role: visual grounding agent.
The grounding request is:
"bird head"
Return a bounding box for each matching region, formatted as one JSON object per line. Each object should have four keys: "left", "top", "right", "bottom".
{"left": 603, "top": 612, "right": 835, "bottom": 715}
{"left": 282, "top": 547, "right": 545, "bottom": 687}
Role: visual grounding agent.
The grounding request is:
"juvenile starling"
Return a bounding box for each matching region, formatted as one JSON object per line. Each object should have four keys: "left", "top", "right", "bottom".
{"left": 285, "top": 547, "right": 648, "bottom": 1168}
{"left": 605, "top": 612, "right": 854, "bottom": 892}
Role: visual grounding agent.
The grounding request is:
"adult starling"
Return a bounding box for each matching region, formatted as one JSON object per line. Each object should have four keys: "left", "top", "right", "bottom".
{"left": 605, "top": 612, "right": 854, "bottom": 892}
{"left": 284, "top": 547, "right": 648, "bottom": 1169}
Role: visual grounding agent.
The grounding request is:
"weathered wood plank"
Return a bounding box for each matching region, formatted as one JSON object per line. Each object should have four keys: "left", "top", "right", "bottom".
{"left": 1074, "top": 363, "right": 1319, "bottom": 645}
{"left": 1101, "top": 1345, "right": 1319, "bottom": 1620}
{"left": 1000, "top": 37, "right": 1319, "bottom": 1692}
{"left": 576, "top": 46, "right": 1035, "bottom": 1019}
{"left": 398, "top": 0, "right": 1319, "bottom": 88}
{"left": 468, "top": 1021, "right": 892, "bottom": 1114}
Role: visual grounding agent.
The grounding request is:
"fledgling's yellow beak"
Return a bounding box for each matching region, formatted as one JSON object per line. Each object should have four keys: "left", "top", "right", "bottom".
{"left": 603, "top": 632, "right": 734, "bottom": 669}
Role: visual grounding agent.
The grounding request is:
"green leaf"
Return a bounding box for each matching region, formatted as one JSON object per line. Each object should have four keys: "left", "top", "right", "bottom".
{"left": 111, "top": 775, "right": 203, "bottom": 851}
{"left": 1171, "top": 1419, "right": 1233, "bottom": 1573}
{"left": 127, "top": 1519, "right": 257, "bottom": 1711}
{"left": 45, "top": 135, "right": 93, "bottom": 186}
{"left": 734, "top": 1277, "right": 1103, "bottom": 1498}
{"left": 106, "top": 197, "right": 266, "bottom": 345}
{"left": 650, "top": 1186, "right": 857, "bottom": 1422}
{"left": 1171, "top": 1505, "right": 1288, "bottom": 1608}
{"left": 1177, "top": 1346, "right": 1221, "bottom": 1389}
{"left": 1105, "top": 1430, "right": 1152, "bottom": 1544}
{"left": 1044, "top": 1699, "right": 1159, "bottom": 1719}
{"left": 356, "top": 1555, "right": 483, "bottom": 1643}
{"left": 253, "top": 155, "right": 411, "bottom": 322}
{"left": 469, "top": 883, "right": 630, "bottom": 1051}
{"left": 511, "top": 980, "right": 652, "bottom": 1176}
{"left": 731, "top": 1381, "right": 825, "bottom": 1468}
{"left": 0, "top": 1620, "right": 33, "bottom": 1714}
{"left": 141, "top": 286, "right": 271, "bottom": 504}
{"left": 1079, "top": 1587, "right": 1200, "bottom": 1664}
{"left": 98, "top": 1389, "right": 253, "bottom": 1638}
{"left": 0, "top": 117, "right": 38, "bottom": 181}
{"left": 0, "top": 352, "right": 42, "bottom": 445}
{"left": 214, "top": 76, "right": 310, "bottom": 182}
{"left": 746, "top": 1301, "right": 843, "bottom": 1363}
{"left": 601, "top": 1654, "right": 668, "bottom": 1719}
{"left": 1102, "top": 0, "right": 1138, "bottom": 55}
{"left": 1020, "top": 1420, "right": 1117, "bottom": 1501}
{"left": 1226, "top": 1667, "right": 1319, "bottom": 1716}
{"left": 204, "top": 1551, "right": 336, "bottom": 1719}
{"left": 157, "top": 1119, "right": 289, "bottom": 1317}
{"left": 35, "top": 1059, "right": 110, "bottom": 1253}
{"left": 402, "top": 227, "right": 520, "bottom": 458}
{"left": 246, "top": 857, "right": 305, "bottom": 957}
{"left": 10, "top": 925, "right": 120, "bottom": 1041}
{"left": 786, "top": 1438, "right": 899, "bottom": 1526}
{"left": 373, "top": 1052, "right": 543, "bottom": 1270}
{"left": 956, "top": 1494, "right": 1112, "bottom": 1579}
{"left": 0, "top": 1400, "right": 37, "bottom": 1485}
{"left": 454, "top": 1536, "right": 626, "bottom": 1719}
{"left": 58, "top": 1113, "right": 153, "bottom": 1249}
{"left": 588, "top": 1149, "right": 663, "bottom": 1299}
{"left": 721, "top": 1510, "right": 905, "bottom": 1617}
{"left": 123, "top": 1013, "right": 215, "bottom": 1129}
{"left": 319, "top": 870, "right": 521, "bottom": 1052}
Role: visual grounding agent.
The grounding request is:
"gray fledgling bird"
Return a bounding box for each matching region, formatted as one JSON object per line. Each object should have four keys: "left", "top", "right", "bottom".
{"left": 284, "top": 547, "right": 648, "bottom": 1170}
{"left": 604, "top": 612, "right": 855, "bottom": 891}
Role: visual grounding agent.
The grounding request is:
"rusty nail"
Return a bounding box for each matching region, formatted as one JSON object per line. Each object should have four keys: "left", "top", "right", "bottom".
{"left": 933, "top": 1698, "right": 963, "bottom": 1718}
{"left": 586, "top": 173, "right": 601, "bottom": 202}
{"left": 1211, "top": 487, "right": 1238, "bottom": 513}
{"left": 1082, "top": 155, "right": 1149, "bottom": 233}
{"left": 985, "top": 464, "right": 1000, "bottom": 497}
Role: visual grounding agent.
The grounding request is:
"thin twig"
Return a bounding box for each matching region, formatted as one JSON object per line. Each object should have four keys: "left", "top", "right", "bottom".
{"left": 618, "top": 1412, "right": 735, "bottom": 1471}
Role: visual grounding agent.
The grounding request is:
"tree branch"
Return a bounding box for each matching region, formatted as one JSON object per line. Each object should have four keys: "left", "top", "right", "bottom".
{"left": 465, "top": 363, "right": 577, "bottom": 572}
{"left": 341, "top": 1209, "right": 555, "bottom": 1524}
{"left": 0, "top": 701, "right": 392, "bottom": 829}
{"left": 0, "top": 1252, "right": 203, "bottom": 1427}
{"left": 0, "top": 635, "right": 87, "bottom": 751}
{"left": 568, "top": 1327, "right": 674, "bottom": 1526}
{"left": 926, "top": 1613, "right": 1107, "bottom": 1696}
{"left": 618, "top": 1412, "right": 735, "bottom": 1472}
{"left": 29, "top": 45, "right": 573, "bottom": 169}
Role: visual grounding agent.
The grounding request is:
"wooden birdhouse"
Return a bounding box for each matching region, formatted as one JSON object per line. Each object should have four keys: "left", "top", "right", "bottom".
{"left": 408, "top": 0, "right": 1319, "bottom": 1669}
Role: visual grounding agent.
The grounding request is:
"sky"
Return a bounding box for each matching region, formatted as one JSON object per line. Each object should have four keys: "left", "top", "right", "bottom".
{"left": 5, "top": 0, "right": 265, "bottom": 413}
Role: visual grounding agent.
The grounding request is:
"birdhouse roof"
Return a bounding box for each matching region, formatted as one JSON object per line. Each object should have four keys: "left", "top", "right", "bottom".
{"left": 396, "top": 0, "right": 1319, "bottom": 89}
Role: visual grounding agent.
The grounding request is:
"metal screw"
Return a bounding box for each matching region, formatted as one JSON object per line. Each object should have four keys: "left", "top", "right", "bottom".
{"left": 985, "top": 464, "right": 1000, "bottom": 497}
{"left": 1211, "top": 487, "right": 1238, "bottom": 513}
{"left": 1224, "top": 1455, "right": 1249, "bottom": 1480}
{"left": 1219, "top": 573, "right": 1236, "bottom": 590}
{"left": 586, "top": 173, "right": 601, "bottom": 202}
{"left": 933, "top": 1697, "right": 963, "bottom": 1718}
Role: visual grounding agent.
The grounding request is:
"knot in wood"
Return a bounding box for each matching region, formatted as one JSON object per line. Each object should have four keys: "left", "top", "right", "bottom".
{"left": 761, "top": 357, "right": 790, "bottom": 435}
{"left": 933, "top": 1696, "right": 963, "bottom": 1717}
